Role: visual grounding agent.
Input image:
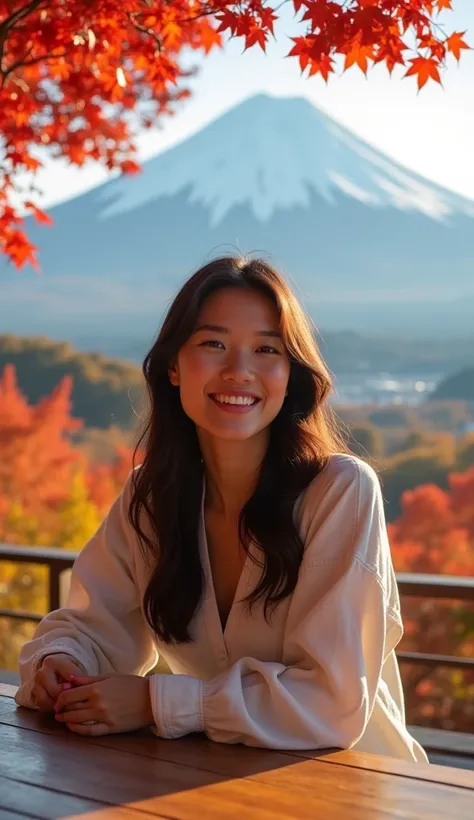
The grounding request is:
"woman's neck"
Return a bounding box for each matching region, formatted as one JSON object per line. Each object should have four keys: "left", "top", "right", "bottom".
{"left": 199, "top": 430, "right": 268, "bottom": 518}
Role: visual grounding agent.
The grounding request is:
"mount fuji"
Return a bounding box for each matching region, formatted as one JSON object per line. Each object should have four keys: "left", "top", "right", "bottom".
{"left": 1, "top": 93, "right": 474, "bottom": 347}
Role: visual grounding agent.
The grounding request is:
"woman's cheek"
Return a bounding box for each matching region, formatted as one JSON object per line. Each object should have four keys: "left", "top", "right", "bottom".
{"left": 178, "top": 359, "right": 214, "bottom": 416}
{"left": 266, "top": 360, "right": 290, "bottom": 392}
{"left": 187, "top": 350, "right": 216, "bottom": 378}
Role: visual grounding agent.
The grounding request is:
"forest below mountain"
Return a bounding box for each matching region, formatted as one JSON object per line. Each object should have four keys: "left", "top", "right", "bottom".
{"left": 0, "top": 334, "right": 144, "bottom": 430}
{"left": 2, "top": 334, "right": 473, "bottom": 432}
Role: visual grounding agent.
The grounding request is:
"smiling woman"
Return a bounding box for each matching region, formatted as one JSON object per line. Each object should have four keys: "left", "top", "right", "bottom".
{"left": 169, "top": 288, "right": 291, "bottom": 444}
{"left": 15, "top": 255, "right": 427, "bottom": 763}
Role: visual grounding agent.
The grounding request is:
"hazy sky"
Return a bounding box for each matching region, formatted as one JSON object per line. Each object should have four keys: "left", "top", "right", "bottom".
{"left": 32, "top": 0, "right": 474, "bottom": 208}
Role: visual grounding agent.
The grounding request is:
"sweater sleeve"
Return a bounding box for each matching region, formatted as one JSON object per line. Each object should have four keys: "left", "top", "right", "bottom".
{"left": 149, "top": 459, "right": 403, "bottom": 749}
{"left": 15, "top": 471, "right": 158, "bottom": 709}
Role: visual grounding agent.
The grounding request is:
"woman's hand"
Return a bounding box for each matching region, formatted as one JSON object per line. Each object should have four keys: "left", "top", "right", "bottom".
{"left": 54, "top": 674, "right": 154, "bottom": 735}
{"left": 32, "top": 654, "right": 86, "bottom": 712}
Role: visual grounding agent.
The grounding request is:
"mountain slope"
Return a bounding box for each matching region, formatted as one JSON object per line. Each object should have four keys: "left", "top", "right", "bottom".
{"left": 1, "top": 93, "right": 473, "bottom": 342}
{"left": 97, "top": 93, "right": 474, "bottom": 227}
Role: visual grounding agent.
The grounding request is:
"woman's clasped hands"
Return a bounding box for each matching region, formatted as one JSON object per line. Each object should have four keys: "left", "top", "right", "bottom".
{"left": 31, "top": 653, "right": 154, "bottom": 736}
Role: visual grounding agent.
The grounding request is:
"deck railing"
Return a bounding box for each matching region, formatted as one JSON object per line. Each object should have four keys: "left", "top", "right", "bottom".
{"left": 1, "top": 545, "right": 474, "bottom": 676}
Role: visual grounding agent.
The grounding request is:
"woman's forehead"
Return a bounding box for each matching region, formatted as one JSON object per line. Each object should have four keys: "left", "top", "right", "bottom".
{"left": 197, "top": 288, "right": 279, "bottom": 329}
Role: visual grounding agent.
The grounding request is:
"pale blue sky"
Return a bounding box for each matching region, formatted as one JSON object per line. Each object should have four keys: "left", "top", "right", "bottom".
{"left": 33, "top": 0, "right": 474, "bottom": 208}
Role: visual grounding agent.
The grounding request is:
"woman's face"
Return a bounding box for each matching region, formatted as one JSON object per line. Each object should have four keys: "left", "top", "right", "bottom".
{"left": 170, "top": 288, "right": 291, "bottom": 442}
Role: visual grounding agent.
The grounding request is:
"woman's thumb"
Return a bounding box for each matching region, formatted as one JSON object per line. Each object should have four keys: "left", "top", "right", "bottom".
{"left": 67, "top": 674, "right": 108, "bottom": 685}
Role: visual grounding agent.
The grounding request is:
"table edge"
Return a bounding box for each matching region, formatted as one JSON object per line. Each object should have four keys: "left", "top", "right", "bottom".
{"left": 2, "top": 687, "right": 473, "bottom": 793}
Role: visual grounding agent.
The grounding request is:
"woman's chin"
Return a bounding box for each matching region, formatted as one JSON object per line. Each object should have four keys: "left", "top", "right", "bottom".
{"left": 197, "top": 419, "right": 267, "bottom": 444}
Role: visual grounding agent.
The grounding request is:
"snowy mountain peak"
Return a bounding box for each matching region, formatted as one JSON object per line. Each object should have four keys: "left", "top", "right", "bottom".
{"left": 97, "top": 93, "right": 474, "bottom": 226}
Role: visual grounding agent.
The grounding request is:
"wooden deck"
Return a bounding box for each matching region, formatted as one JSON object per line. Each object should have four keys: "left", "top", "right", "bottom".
{"left": 1, "top": 684, "right": 474, "bottom": 819}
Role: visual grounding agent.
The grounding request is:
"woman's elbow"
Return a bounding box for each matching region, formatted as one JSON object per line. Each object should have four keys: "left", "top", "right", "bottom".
{"left": 331, "top": 695, "right": 371, "bottom": 750}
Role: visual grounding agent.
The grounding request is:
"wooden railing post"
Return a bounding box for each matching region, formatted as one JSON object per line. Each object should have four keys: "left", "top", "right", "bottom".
{"left": 0, "top": 544, "right": 78, "bottom": 623}
{"left": 48, "top": 562, "right": 62, "bottom": 612}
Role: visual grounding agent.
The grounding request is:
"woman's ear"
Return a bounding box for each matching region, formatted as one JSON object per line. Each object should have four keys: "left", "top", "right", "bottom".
{"left": 169, "top": 362, "right": 180, "bottom": 387}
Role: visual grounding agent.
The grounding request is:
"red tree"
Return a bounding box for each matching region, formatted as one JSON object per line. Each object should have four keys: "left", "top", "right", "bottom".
{"left": 0, "top": 363, "right": 83, "bottom": 521}
{"left": 86, "top": 444, "right": 144, "bottom": 513}
{"left": 389, "top": 469, "right": 474, "bottom": 730}
{"left": 0, "top": 1, "right": 468, "bottom": 269}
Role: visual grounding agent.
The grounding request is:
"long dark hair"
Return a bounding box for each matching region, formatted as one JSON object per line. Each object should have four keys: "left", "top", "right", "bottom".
{"left": 129, "top": 256, "right": 347, "bottom": 643}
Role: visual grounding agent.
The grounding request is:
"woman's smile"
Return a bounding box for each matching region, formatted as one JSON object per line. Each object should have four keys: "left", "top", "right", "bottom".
{"left": 208, "top": 391, "right": 262, "bottom": 413}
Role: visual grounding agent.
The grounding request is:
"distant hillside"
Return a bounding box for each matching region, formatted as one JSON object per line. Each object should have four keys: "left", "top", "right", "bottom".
{"left": 0, "top": 335, "right": 144, "bottom": 429}
{"left": 430, "top": 368, "right": 474, "bottom": 402}
{"left": 318, "top": 332, "right": 474, "bottom": 376}
{"left": 103, "top": 329, "right": 474, "bottom": 377}
{"left": 1, "top": 334, "right": 472, "bottom": 433}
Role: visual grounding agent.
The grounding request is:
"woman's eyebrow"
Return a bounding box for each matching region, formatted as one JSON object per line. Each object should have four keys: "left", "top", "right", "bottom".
{"left": 194, "top": 324, "right": 228, "bottom": 333}
{"left": 194, "top": 324, "right": 281, "bottom": 338}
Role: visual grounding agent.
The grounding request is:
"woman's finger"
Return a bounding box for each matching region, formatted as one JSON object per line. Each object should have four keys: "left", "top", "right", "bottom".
{"left": 31, "top": 684, "right": 55, "bottom": 712}
{"left": 58, "top": 699, "right": 89, "bottom": 714}
{"left": 65, "top": 721, "right": 108, "bottom": 736}
{"left": 36, "top": 666, "right": 62, "bottom": 701}
{"left": 56, "top": 708, "right": 98, "bottom": 724}
{"left": 55, "top": 685, "right": 95, "bottom": 713}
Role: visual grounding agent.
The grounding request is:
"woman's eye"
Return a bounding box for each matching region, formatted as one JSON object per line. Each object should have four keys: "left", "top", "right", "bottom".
{"left": 257, "top": 345, "right": 280, "bottom": 354}
{"left": 200, "top": 339, "right": 225, "bottom": 349}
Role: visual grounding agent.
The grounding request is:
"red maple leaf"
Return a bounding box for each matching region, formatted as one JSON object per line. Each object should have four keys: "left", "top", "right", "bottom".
{"left": 446, "top": 31, "right": 470, "bottom": 62}
{"left": 404, "top": 56, "right": 441, "bottom": 89}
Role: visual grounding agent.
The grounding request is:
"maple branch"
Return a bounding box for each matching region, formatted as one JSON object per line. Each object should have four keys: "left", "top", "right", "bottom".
{"left": 0, "top": 0, "right": 47, "bottom": 40}
{"left": 0, "top": 0, "right": 48, "bottom": 77}
{"left": 8, "top": 47, "right": 67, "bottom": 74}
{"left": 127, "top": 11, "right": 163, "bottom": 52}
{"left": 273, "top": 0, "right": 291, "bottom": 11}
{"left": 179, "top": 10, "right": 221, "bottom": 24}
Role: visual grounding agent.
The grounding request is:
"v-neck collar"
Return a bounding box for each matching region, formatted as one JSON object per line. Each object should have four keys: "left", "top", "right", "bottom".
{"left": 199, "top": 482, "right": 254, "bottom": 662}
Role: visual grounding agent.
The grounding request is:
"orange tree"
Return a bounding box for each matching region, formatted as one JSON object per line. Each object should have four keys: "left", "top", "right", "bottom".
{"left": 86, "top": 443, "right": 144, "bottom": 515}
{"left": 389, "top": 468, "right": 474, "bottom": 731}
{"left": 0, "top": 363, "right": 131, "bottom": 671}
{"left": 0, "top": 0, "right": 469, "bottom": 268}
{"left": 0, "top": 363, "right": 83, "bottom": 534}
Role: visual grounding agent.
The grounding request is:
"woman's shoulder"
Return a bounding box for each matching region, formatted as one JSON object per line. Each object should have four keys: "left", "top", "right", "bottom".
{"left": 295, "top": 453, "right": 385, "bottom": 567}
{"left": 300, "top": 453, "right": 381, "bottom": 507}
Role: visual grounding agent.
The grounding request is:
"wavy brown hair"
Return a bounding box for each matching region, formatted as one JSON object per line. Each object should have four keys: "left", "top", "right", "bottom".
{"left": 129, "top": 256, "right": 348, "bottom": 643}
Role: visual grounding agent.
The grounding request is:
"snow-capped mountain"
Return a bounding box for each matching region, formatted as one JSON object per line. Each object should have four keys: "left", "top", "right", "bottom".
{"left": 98, "top": 94, "right": 474, "bottom": 226}
{"left": 1, "top": 93, "right": 474, "bottom": 345}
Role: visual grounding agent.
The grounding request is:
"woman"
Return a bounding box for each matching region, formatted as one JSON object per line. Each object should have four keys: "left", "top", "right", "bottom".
{"left": 16, "top": 256, "right": 427, "bottom": 761}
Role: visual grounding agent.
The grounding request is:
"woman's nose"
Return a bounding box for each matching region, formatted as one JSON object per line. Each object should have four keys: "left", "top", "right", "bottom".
{"left": 221, "top": 351, "right": 254, "bottom": 383}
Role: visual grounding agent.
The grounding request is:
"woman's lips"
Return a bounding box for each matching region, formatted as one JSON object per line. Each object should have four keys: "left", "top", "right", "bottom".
{"left": 208, "top": 394, "right": 261, "bottom": 414}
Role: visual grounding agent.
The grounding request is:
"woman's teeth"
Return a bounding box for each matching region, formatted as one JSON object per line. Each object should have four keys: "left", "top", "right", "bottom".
{"left": 213, "top": 394, "right": 257, "bottom": 406}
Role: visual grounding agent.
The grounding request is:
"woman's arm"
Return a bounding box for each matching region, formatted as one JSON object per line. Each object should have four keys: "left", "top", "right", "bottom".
{"left": 148, "top": 459, "right": 403, "bottom": 749}
{"left": 15, "top": 471, "right": 158, "bottom": 709}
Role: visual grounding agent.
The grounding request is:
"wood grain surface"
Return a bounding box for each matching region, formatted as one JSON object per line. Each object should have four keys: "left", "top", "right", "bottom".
{"left": 1, "top": 689, "right": 473, "bottom": 819}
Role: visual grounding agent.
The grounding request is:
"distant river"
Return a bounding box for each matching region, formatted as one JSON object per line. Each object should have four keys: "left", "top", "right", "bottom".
{"left": 331, "top": 372, "right": 444, "bottom": 407}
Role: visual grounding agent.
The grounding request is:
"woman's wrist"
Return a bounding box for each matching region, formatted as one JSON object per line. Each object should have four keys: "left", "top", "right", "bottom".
{"left": 143, "top": 676, "right": 154, "bottom": 727}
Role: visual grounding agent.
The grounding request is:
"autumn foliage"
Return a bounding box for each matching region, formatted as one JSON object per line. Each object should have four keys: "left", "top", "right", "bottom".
{"left": 0, "top": 364, "right": 140, "bottom": 669}
{"left": 0, "top": 363, "right": 137, "bottom": 545}
{"left": 389, "top": 472, "right": 474, "bottom": 730}
{"left": 0, "top": 1, "right": 469, "bottom": 269}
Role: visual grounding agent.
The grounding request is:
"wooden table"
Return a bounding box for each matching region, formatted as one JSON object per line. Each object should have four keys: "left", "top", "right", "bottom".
{"left": 1, "top": 684, "right": 474, "bottom": 819}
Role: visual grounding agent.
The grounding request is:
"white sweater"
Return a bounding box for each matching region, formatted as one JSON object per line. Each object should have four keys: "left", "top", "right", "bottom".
{"left": 15, "top": 454, "right": 427, "bottom": 762}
